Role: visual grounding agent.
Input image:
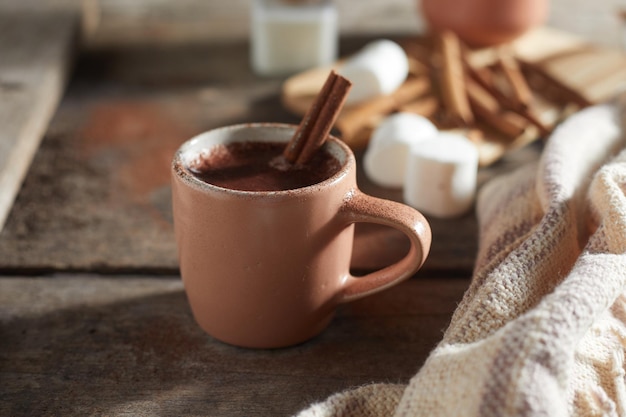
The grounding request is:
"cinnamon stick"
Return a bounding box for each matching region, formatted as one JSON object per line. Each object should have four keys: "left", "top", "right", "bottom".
{"left": 463, "top": 53, "right": 551, "bottom": 136}
{"left": 438, "top": 30, "right": 473, "bottom": 126}
{"left": 465, "top": 63, "right": 511, "bottom": 106}
{"left": 495, "top": 49, "right": 533, "bottom": 108}
{"left": 465, "top": 76, "right": 531, "bottom": 139}
{"left": 283, "top": 70, "right": 352, "bottom": 165}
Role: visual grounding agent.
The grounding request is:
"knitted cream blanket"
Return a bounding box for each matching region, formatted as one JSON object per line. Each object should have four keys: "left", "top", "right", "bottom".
{"left": 297, "top": 96, "right": 626, "bottom": 417}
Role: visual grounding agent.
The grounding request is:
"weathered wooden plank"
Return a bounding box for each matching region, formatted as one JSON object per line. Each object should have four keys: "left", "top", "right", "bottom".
{"left": 0, "top": 40, "right": 296, "bottom": 273}
{"left": 0, "top": 274, "right": 469, "bottom": 416}
{"left": 0, "top": 8, "right": 78, "bottom": 232}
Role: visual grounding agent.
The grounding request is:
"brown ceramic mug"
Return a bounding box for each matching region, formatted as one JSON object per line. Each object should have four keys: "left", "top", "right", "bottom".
{"left": 171, "top": 123, "right": 431, "bottom": 348}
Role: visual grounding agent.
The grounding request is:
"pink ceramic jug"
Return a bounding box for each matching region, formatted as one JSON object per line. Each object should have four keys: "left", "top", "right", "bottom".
{"left": 421, "top": 0, "right": 549, "bottom": 46}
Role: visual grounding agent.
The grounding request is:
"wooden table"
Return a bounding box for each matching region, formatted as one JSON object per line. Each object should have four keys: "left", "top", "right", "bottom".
{"left": 0, "top": 37, "right": 539, "bottom": 416}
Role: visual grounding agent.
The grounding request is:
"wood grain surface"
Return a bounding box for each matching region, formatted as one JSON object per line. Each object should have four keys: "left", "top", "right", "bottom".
{"left": 0, "top": 8, "right": 78, "bottom": 232}
{"left": 0, "top": 274, "right": 469, "bottom": 416}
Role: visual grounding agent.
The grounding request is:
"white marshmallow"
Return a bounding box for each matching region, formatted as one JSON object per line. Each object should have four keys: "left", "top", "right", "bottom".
{"left": 364, "top": 113, "right": 439, "bottom": 188}
{"left": 403, "top": 132, "right": 479, "bottom": 218}
{"left": 339, "top": 40, "right": 409, "bottom": 105}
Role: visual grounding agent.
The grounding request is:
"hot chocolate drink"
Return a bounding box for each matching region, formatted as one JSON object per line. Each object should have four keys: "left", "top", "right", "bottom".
{"left": 188, "top": 141, "right": 342, "bottom": 191}
{"left": 172, "top": 123, "right": 431, "bottom": 348}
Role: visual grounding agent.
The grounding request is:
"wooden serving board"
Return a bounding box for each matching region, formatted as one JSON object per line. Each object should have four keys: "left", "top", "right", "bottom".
{"left": 281, "top": 27, "right": 626, "bottom": 166}
{"left": 512, "top": 27, "right": 626, "bottom": 104}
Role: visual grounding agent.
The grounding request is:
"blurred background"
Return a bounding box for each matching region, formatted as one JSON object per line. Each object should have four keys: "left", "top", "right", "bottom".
{"left": 9, "top": 0, "right": 624, "bottom": 49}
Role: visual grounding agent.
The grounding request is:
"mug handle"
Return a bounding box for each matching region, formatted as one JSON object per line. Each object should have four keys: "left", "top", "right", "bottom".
{"left": 338, "top": 189, "right": 432, "bottom": 303}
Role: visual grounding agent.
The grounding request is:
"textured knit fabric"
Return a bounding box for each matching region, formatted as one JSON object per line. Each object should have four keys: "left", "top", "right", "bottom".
{"left": 296, "top": 95, "right": 626, "bottom": 417}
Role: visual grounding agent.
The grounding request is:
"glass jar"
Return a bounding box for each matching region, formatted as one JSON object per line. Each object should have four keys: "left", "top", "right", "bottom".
{"left": 251, "top": 0, "right": 338, "bottom": 76}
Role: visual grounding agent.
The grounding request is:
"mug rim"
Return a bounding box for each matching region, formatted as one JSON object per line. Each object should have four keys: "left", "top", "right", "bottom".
{"left": 172, "top": 123, "right": 354, "bottom": 197}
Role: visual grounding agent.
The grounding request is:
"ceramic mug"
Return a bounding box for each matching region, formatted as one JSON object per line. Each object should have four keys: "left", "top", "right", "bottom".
{"left": 171, "top": 123, "right": 431, "bottom": 348}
